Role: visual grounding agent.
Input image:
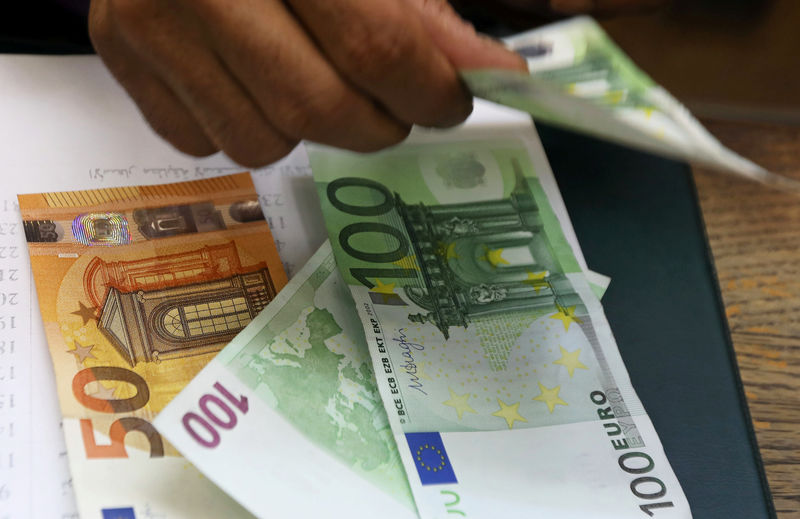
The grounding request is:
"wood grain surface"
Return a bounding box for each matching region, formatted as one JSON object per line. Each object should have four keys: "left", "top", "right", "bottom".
{"left": 601, "top": 1, "right": 800, "bottom": 121}
{"left": 693, "top": 120, "right": 800, "bottom": 518}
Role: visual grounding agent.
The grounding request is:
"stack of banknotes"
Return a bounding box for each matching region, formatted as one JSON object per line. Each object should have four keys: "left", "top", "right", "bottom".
{"left": 19, "top": 17, "right": 786, "bottom": 519}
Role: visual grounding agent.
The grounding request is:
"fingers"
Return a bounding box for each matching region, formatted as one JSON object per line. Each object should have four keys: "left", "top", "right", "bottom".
{"left": 89, "top": 0, "right": 217, "bottom": 157}
{"left": 95, "top": 0, "right": 297, "bottom": 167}
{"left": 184, "top": 0, "right": 411, "bottom": 152}
{"left": 406, "top": 0, "right": 528, "bottom": 71}
{"left": 90, "top": 0, "right": 529, "bottom": 167}
{"left": 288, "top": 0, "right": 474, "bottom": 128}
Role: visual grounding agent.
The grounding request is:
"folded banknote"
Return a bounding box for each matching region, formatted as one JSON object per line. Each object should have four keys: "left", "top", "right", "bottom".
{"left": 463, "top": 16, "right": 800, "bottom": 192}
{"left": 158, "top": 124, "right": 690, "bottom": 518}
{"left": 155, "top": 240, "right": 418, "bottom": 518}
{"left": 309, "top": 126, "right": 692, "bottom": 517}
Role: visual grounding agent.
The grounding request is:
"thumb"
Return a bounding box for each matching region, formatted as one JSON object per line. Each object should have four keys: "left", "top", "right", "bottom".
{"left": 406, "top": 0, "right": 528, "bottom": 71}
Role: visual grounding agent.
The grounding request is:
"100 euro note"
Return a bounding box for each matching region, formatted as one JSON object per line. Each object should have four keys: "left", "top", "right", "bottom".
{"left": 153, "top": 242, "right": 607, "bottom": 519}
{"left": 309, "top": 126, "right": 692, "bottom": 518}
{"left": 18, "top": 173, "right": 287, "bottom": 518}
{"left": 463, "top": 16, "right": 800, "bottom": 191}
{"left": 152, "top": 116, "right": 609, "bottom": 519}
{"left": 155, "top": 240, "right": 419, "bottom": 518}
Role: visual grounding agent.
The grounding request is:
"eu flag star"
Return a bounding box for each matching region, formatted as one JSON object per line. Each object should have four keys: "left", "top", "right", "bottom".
{"left": 480, "top": 246, "right": 509, "bottom": 268}
{"left": 553, "top": 346, "right": 588, "bottom": 377}
{"left": 92, "top": 383, "right": 116, "bottom": 399}
{"left": 442, "top": 388, "right": 477, "bottom": 420}
{"left": 392, "top": 254, "right": 420, "bottom": 271}
{"left": 550, "top": 305, "right": 582, "bottom": 331}
{"left": 492, "top": 398, "right": 528, "bottom": 429}
{"left": 66, "top": 341, "right": 96, "bottom": 364}
{"left": 370, "top": 279, "right": 396, "bottom": 295}
{"left": 522, "top": 271, "right": 548, "bottom": 293}
{"left": 71, "top": 301, "right": 98, "bottom": 325}
{"left": 435, "top": 241, "right": 459, "bottom": 260}
{"left": 533, "top": 382, "right": 568, "bottom": 413}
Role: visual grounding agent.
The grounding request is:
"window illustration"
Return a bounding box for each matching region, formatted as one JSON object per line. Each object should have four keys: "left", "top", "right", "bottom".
{"left": 161, "top": 297, "right": 252, "bottom": 340}
{"left": 93, "top": 242, "right": 277, "bottom": 366}
{"left": 163, "top": 307, "right": 185, "bottom": 338}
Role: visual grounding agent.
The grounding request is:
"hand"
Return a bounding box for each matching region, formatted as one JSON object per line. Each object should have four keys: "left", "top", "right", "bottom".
{"left": 89, "top": 0, "right": 525, "bottom": 167}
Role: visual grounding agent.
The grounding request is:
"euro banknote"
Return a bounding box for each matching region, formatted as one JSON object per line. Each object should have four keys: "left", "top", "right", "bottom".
{"left": 153, "top": 121, "right": 613, "bottom": 518}
{"left": 154, "top": 243, "right": 614, "bottom": 519}
{"left": 155, "top": 241, "right": 419, "bottom": 518}
{"left": 19, "top": 173, "right": 287, "bottom": 518}
{"left": 463, "top": 16, "right": 800, "bottom": 192}
{"left": 309, "top": 127, "right": 692, "bottom": 517}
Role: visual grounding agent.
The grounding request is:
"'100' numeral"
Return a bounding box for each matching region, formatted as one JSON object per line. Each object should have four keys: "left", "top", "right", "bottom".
{"left": 326, "top": 177, "right": 417, "bottom": 289}
{"left": 183, "top": 382, "right": 249, "bottom": 448}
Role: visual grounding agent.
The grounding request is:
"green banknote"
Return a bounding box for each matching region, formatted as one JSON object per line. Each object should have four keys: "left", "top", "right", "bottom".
{"left": 155, "top": 240, "right": 418, "bottom": 518}
{"left": 310, "top": 126, "right": 692, "bottom": 517}
{"left": 154, "top": 111, "right": 615, "bottom": 518}
{"left": 463, "top": 16, "right": 800, "bottom": 191}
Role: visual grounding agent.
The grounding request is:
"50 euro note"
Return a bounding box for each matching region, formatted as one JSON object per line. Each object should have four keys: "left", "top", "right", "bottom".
{"left": 18, "top": 172, "right": 287, "bottom": 518}
{"left": 463, "top": 16, "right": 800, "bottom": 192}
{"left": 308, "top": 126, "right": 692, "bottom": 518}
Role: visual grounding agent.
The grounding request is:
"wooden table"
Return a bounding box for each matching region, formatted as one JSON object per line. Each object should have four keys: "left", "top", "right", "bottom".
{"left": 693, "top": 120, "right": 800, "bottom": 518}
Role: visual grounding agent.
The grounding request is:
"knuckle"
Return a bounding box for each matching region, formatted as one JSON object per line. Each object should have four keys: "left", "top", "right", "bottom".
{"left": 273, "top": 84, "right": 352, "bottom": 139}
{"left": 271, "top": 85, "right": 410, "bottom": 152}
{"left": 340, "top": 21, "right": 416, "bottom": 79}
{"left": 137, "top": 103, "right": 217, "bottom": 157}
{"left": 271, "top": 93, "right": 321, "bottom": 139}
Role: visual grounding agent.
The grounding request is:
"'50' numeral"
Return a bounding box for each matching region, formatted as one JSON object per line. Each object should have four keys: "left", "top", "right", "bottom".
{"left": 182, "top": 382, "right": 248, "bottom": 448}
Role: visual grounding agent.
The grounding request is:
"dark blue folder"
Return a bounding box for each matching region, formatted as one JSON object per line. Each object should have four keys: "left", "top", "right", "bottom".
{"left": 538, "top": 123, "right": 776, "bottom": 519}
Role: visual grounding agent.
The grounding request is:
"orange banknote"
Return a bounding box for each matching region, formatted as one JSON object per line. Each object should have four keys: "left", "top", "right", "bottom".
{"left": 19, "top": 173, "right": 286, "bottom": 518}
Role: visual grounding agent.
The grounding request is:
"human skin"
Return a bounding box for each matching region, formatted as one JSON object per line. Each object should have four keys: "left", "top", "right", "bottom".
{"left": 88, "top": 0, "right": 527, "bottom": 167}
